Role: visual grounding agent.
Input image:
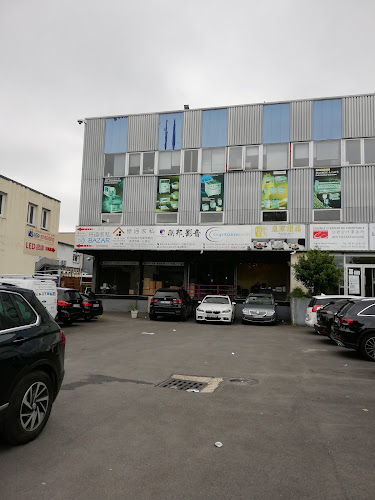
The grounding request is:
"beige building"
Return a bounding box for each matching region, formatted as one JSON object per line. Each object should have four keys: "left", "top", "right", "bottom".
{"left": 0, "top": 175, "right": 60, "bottom": 274}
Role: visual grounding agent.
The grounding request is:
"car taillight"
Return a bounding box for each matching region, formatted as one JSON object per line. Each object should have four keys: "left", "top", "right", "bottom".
{"left": 173, "top": 299, "right": 182, "bottom": 304}
{"left": 151, "top": 298, "right": 159, "bottom": 303}
{"left": 82, "top": 302, "right": 92, "bottom": 307}
{"left": 340, "top": 318, "right": 354, "bottom": 325}
{"left": 60, "top": 330, "right": 66, "bottom": 345}
{"left": 98, "top": 301, "right": 102, "bottom": 306}
{"left": 57, "top": 300, "right": 72, "bottom": 307}
{"left": 312, "top": 305, "right": 322, "bottom": 313}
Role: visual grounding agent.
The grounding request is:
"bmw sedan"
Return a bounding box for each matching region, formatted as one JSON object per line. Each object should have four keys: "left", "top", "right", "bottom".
{"left": 196, "top": 295, "right": 236, "bottom": 324}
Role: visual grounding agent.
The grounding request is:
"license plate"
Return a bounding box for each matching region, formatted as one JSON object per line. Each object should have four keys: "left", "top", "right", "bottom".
{"left": 73, "top": 304, "right": 81, "bottom": 308}
{"left": 93, "top": 304, "right": 99, "bottom": 308}
{"left": 207, "top": 315, "right": 219, "bottom": 319}
{"left": 162, "top": 301, "right": 171, "bottom": 305}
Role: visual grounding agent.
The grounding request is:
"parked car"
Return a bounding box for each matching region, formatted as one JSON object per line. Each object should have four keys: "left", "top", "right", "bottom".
{"left": 242, "top": 293, "right": 277, "bottom": 325}
{"left": 332, "top": 298, "right": 375, "bottom": 361}
{"left": 149, "top": 288, "right": 193, "bottom": 321}
{"left": 0, "top": 285, "right": 65, "bottom": 445}
{"left": 79, "top": 293, "right": 103, "bottom": 321}
{"left": 196, "top": 295, "right": 235, "bottom": 323}
{"left": 56, "top": 287, "right": 83, "bottom": 325}
{"left": 315, "top": 299, "right": 356, "bottom": 339}
{"left": 305, "top": 295, "right": 359, "bottom": 328}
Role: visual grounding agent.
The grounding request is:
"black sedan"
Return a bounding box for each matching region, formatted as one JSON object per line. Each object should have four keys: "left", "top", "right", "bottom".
{"left": 80, "top": 293, "right": 103, "bottom": 321}
{"left": 332, "top": 298, "right": 375, "bottom": 361}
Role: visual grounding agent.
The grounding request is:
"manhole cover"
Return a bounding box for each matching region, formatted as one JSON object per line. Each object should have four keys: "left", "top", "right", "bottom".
{"left": 157, "top": 378, "right": 207, "bottom": 391}
{"left": 229, "top": 378, "right": 259, "bottom": 385}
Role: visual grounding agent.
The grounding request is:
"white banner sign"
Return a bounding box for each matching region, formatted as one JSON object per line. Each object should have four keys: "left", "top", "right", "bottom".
{"left": 370, "top": 224, "right": 375, "bottom": 251}
{"left": 310, "top": 224, "right": 369, "bottom": 251}
{"left": 252, "top": 224, "right": 306, "bottom": 251}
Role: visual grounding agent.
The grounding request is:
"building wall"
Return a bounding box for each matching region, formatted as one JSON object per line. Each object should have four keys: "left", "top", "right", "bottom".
{"left": 0, "top": 176, "right": 60, "bottom": 274}
{"left": 58, "top": 242, "right": 81, "bottom": 269}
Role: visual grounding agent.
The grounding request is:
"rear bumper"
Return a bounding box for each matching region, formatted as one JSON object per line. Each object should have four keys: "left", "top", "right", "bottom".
{"left": 151, "top": 308, "right": 182, "bottom": 316}
{"left": 58, "top": 309, "right": 83, "bottom": 322}
{"left": 83, "top": 307, "right": 103, "bottom": 318}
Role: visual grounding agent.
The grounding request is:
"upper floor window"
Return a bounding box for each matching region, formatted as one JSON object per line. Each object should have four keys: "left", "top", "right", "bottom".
{"left": 293, "top": 143, "right": 309, "bottom": 168}
{"left": 245, "top": 146, "right": 259, "bottom": 170}
{"left": 183, "top": 150, "right": 198, "bottom": 173}
{"left": 0, "top": 192, "right": 6, "bottom": 217}
{"left": 158, "top": 151, "right": 180, "bottom": 174}
{"left": 127, "top": 152, "right": 155, "bottom": 175}
{"left": 72, "top": 253, "right": 80, "bottom": 264}
{"left": 263, "top": 143, "right": 289, "bottom": 170}
{"left": 27, "top": 203, "right": 36, "bottom": 226}
{"left": 128, "top": 153, "right": 141, "bottom": 175}
{"left": 104, "top": 154, "right": 125, "bottom": 177}
{"left": 345, "top": 139, "right": 361, "bottom": 165}
{"left": 202, "top": 148, "right": 226, "bottom": 173}
{"left": 313, "top": 140, "right": 341, "bottom": 167}
{"left": 41, "top": 208, "right": 50, "bottom": 230}
{"left": 143, "top": 152, "right": 155, "bottom": 174}
{"left": 364, "top": 138, "right": 375, "bottom": 164}
{"left": 228, "top": 147, "right": 243, "bottom": 171}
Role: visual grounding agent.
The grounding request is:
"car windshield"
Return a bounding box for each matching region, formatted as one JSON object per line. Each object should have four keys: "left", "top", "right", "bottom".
{"left": 245, "top": 295, "right": 274, "bottom": 305}
{"left": 203, "top": 297, "right": 230, "bottom": 304}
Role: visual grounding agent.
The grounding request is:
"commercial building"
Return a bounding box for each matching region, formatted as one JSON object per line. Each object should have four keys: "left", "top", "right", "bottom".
{"left": 76, "top": 93, "right": 375, "bottom": 306}
{"left": 0, "top": 175, "right": 60, "bottom": 274}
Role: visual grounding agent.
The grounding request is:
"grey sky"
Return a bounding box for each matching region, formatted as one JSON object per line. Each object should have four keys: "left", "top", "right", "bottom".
{"left": 1, "top": 0, "right": 374, "bottom": 231}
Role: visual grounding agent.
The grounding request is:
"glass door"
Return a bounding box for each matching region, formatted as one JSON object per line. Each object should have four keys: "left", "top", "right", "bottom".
{"left": 364, "top": 268, "right": 375, "bottom": 297}
{"left": 347, "top": 268, "right": 361, "bottom": 295}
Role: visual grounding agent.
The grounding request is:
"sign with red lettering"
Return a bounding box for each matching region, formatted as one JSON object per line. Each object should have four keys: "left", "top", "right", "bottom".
{"left": 24, "top": 228, "right": 57, "bottom": 257}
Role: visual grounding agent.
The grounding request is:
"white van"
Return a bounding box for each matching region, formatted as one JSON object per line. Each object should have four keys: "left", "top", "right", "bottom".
{"left": 0, "top": 275, "right": 57, "bottom": 318}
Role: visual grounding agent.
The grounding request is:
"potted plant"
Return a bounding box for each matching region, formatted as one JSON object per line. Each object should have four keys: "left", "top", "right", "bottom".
{"left": 130, "top": 304, "right": 138, "bottom": 319}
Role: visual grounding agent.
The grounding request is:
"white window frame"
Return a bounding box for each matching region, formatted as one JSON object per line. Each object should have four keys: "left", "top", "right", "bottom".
{"left": 201, "top": 147, "right": 227, "bottom": 174}
{"left": 72, "top": 253, "right": 80, "bottom": 264}
{"left": 244, "top": 144, "right": 262, "bottom": 171}
{"left": 312, "top": 139, "right": 342, "bottom": 168}
{"left": 156, "top": 150, "right": 181, "bottom": 176}
{"left": 262, "top": 143, "right": 290, "bottom": 171}
{"left": 0, "top": 192, "right": 6, "bottom": 217}
{"left": 182, "top": 149, "right": 200, "bottom": 174}
{"left": 27, "top": 203, "right": 37, "bottom": 226}
{"left": 104, "top": 153, "right": 126, "bottom": 177}
{"left": 227, "top": 146, "right": 244, "bottom": 171}
{"left": 291, "top": 142, "right": 311, "bottom": 168}
{"left": 40, "top": 208, "right": 50, "bottom": 230}
{"left": 364, "top": 137, "right": 375, "bottom": 165}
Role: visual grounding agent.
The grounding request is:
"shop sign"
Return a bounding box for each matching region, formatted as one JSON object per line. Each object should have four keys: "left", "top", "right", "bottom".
{"left": 252, "top": 224, "right": 306, "bottom": 251}
{"left": 102, "top": 178, "right": 124, "bottom": 214}
{"left": 24, "top": 228, "right": 57, "bottom": 257}
{"left": 313, "top": 168, "right": 341, "bottom": 209}
{"left": 156, "top": 175, "right": 179, "bottom": 212}
{"left": 200, "top": 174, "right": 224, "bottom": 213}
{"left": 262, "top": 171, "right": 288, "bottom": 210}
{"left": 310, "top": 224, "right": 368, "bottom": 251}
{"left": 369, "top": 224, "right": 375, "bottom": 251}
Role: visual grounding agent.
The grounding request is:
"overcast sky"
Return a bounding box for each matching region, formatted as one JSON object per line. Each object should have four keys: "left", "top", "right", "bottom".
{"left": 1, "top": 0, "right": 374, "bottom": 232}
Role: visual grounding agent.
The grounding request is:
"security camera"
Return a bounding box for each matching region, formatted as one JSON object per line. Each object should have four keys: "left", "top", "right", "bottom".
{"left": 77, "top": 119, "right": 83, "bottom": 125}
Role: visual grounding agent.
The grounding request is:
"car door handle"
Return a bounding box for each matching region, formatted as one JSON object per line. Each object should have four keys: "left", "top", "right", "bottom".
{"left": 13, "top": 337, "right": 27, "bottom": 344}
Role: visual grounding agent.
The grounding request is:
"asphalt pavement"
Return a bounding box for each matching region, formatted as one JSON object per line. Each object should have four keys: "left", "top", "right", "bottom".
{"left": 1, "top": 313, "right": 375, "bottom": 499}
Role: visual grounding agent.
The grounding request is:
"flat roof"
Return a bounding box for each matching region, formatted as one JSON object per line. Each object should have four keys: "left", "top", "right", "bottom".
{"left": 0, "top": 174, "right": 60, "bottom": 203}
{"left": 83, "top": 91, "right": 375, "bottom": 121}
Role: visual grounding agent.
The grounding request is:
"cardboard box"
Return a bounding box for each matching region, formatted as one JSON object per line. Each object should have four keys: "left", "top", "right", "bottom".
{"left": 149, "top": 281, "right": 156, "bottom": 288}
{"left": 129, "top": 290, "right": 134, "bottom": 295}
{"left": 143, "top": 278, "right": 151, "bottom": 287}
{"left": 156, "top": 281, "right": 163, "bottom": 289}
{"left": 142, "top": 288, "right": 151, "bottom": 295}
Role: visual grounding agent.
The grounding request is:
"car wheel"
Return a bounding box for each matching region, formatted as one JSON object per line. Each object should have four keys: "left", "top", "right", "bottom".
{"left": 0, "top": 371, "right": 53, "bottom": 445}
{"left": 149, "top": 313, "right": 157, "bottom": 320}
{"left": 360, "top": 333, "right": 375, "bottom": 362}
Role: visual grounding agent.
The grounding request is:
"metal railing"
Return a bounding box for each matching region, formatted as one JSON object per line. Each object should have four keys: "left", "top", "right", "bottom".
{"left": 187, "top": 284, "right": 235, "bottom": 301}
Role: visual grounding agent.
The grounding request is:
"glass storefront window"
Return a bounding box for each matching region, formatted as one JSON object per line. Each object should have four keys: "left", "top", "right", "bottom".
{"left": 143, "top": 264, "right": 185, "bottom": 295}
{"left": 99, "top": 264, "right": 139, "bottom": 294}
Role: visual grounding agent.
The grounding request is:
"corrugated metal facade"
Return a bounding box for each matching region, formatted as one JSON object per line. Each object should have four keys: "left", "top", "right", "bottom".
{"left": 225, "top": 171, "right": 262, "bottom": 224}
{"left": 127, "top": 114, "right": 158, "bottom": 152}
{"left": 342, "top": 165, "right": 375, "bottom": 222}
{"left": 179, "top": 174, "right": 200, "bottom": 225}
{"left": 182, "top": 110, "right": 202, "bottom": 149}
{"left": 342, "top": 95, "right": 375, "bottom": 138}
{"left": 79, "top": 118, "right": 105, "bottom": 226}
{"left": 289, "top": 168, "right": 313, "bottom": 223}
{"left": 290, "top": 100, "right": 312, "bottom": 142}
{"left": 122, "top": 176, "right": 156, "bottom": 225}
{"left": 227, "top": 105, "right": 262, "bottom": 146}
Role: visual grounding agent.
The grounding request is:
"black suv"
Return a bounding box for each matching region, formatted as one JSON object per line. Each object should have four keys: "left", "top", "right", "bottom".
{"left": 315, "top": 299, "right": 354, "bottom": 340}
{"left": 150, "top": 288, "right": 193, "bottom": 321}
{"left": 332, "top": 298, "right": 375, "bottom": 361}
{"left": 0, "top": 285, "right": 65, "bottom": 445}
{"left": 57, "top": 287, "right": 83, "bottom": 325}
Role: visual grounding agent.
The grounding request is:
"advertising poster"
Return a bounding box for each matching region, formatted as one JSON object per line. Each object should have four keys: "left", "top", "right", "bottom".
{"left": 200, "top": 174, "right": 224, "bottom": 212}
{"left": 156, "top": 175, "right": 180, "bottom": 212}
{"left": 262, "top": 171, "right": 288, "bottom": 210}
{"left": 313, "top": 168, "right": 341, "bottom": 209}
{"left": 252, "top": 224, "right": 306, "bottom": 251}
{"left": 310, "top": 224, "right": 368, "bottom": 251}
{"left": 369, "top": 223, "right": 375, "bottom": 250}
{"left": 24, "top": 228, "right": 57, "bottom": 257}
{"left": 102, "top": 178, "right": 124, "bottom": 213}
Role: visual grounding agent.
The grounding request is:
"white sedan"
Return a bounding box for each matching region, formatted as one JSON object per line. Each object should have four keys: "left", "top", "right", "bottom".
{"left": 196, "top": 295, "right": 236, "bottom": 324}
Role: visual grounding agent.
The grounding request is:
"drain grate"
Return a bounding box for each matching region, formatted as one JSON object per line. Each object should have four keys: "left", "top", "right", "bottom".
{"left": 158, "top": 378, "right": 208, "bottom": 391}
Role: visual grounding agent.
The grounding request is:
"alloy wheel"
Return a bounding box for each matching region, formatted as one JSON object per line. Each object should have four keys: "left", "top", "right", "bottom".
{"left": 20, "top": 382, "right": 49, "bottom": 432}
{"left": 364, "top": 336, "right": 375, "bottom": 360}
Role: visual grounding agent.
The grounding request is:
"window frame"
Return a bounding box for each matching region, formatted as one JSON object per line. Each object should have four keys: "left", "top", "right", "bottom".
{"left": 244, "top": 145, "right": 261, "bottom": 171}
{"left": 291, "top": 142, "right": 311, "bottom": 168}
{"left": 0, "top": 291, "right": 40, "bottom": 334}
{"left": 344, "top": 139, "right": 362, "bottom": 166}
{"left": 201, "top": 147, "right": 227, "bottom": 174}
{"left": 358, "top": 303, "right": 375, "bottom": 317}
{"left": 27, "top": 203, "right": 37, "bottom": 226}
{"left": 0, "top": 192, "right": 6, "bottom": 217}
{"left": 262, "top": 143, "right": 290, "bottom": 171}
{"left": 313, "top": 139, "right": 341, "bottom": 168}
{"left": 104, "top": 153, "right": 126, "bottom": 177}
{"left": 364, "top": 138, "right": 375, "bottom": 165}
{"left": 40, "top": 208, "right": 50, "bottom": 230}
{"left": 156, "top": 150, "right": 181, "bottom": 175}
{"left": 182, "top": 149, "right": 200, "bottom": 174}
{"left": 227, "top": 146, "right": 244, "bottom": 171}
{"left": 72, "top": 253, "right": 80, "bottom": 264}
{"left": 261, "top": 210, "right": 289, "bottom": 223}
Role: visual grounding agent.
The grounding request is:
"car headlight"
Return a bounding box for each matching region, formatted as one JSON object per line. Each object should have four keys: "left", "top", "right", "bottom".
{"left": 196, "top": 308, "right": 204, "bottom": 312}
{"left": 266, "top": 310, "right": 275, "bottom": 316}
{"left": 222, "top": 309, "right": 231, "bottom": 313}
{"left": 243, "top": 309, "right": 250, "bottom": 314}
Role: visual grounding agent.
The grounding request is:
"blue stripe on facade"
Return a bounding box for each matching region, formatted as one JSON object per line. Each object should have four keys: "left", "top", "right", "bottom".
{"left": 158, "top": 113, "right": 183, "bottom": 150}
{"left": 262, "top": 103, "right": 290, "bottom": 144}
{"left": 313, "top": 99, "right": 342, "bottom": 140}
{"left": 104, "top": 117, "right": 128, "bottom": 154}
{"left": 201, "top": 109, "right": 228, "bottom": 148}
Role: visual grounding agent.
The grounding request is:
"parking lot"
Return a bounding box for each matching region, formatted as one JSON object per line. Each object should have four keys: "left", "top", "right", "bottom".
{"left": 1, "top": 313, "right": 375, "bottom": 499}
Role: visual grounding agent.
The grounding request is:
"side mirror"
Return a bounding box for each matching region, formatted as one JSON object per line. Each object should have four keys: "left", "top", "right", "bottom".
{"left": 232, "top": 302, "right": 236, "bottom": 305}
{"left": 198, "top": 300, "right": 202, "bottom": 304}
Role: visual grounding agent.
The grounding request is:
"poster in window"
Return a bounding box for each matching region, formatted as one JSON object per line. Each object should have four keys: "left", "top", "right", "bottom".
{"left": 102, "top": 178, "right": 124, "bottom": 213}
{"left": 313, "top": 168, "right": 341, "bottom": 209}
{"left": 262, "top": 171, "right": 288, "bottom": 210}
{"left": 200, "top": 174, "right": 224, "bottom": 212}
{"left": 156, "top": 175, "right": 180, "bottom": 212}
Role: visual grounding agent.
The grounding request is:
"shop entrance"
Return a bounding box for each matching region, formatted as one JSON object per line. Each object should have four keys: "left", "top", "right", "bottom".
{"left": 143, "top": 262, "right": 185, "bottom": 295}
{"left": 189, "top": 260, "right": 235, "bottom": 299}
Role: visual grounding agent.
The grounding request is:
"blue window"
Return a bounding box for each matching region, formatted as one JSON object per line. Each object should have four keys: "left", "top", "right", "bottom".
{"left": 202, "top": 109, "right": 228, "bottom": 148}
{"left": 104, "top": 117, "right": 128, "bottom": 154}
{"left": 262, "top": 103, "right": 290, "bottom": 144}
{"left": 158, "top": 113, "right": 183, "bottom": 150}
{"left": 313, "top": 99, "right": 342, "bottom": 140}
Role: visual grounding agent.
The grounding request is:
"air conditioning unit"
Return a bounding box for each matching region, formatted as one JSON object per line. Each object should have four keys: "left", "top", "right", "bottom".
{"left": 60, "top": 260, "right": 67, "bottom": 266}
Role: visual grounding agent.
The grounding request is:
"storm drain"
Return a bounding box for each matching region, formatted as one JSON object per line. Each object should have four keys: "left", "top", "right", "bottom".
{"left": 157, "top": 374, "right": 223, "bottom": 393}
